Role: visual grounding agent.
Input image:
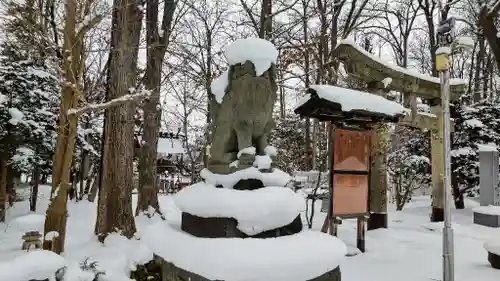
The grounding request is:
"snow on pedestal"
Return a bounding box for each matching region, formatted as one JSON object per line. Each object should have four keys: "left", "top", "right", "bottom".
{"left": 200, "top": 166, "right": 291, "bottom": 188}
{"left": 174, "top": 182, "right": 305, "bottom": 235}
{"left": 473, "top": 206, "right": 500, "bottom": 216}
{"left": 142, "top": 221, "right": 347, "bottom": 281}
{"left": 150, "top": 152, "right": 346, "bottom": 280}
{"left": 473, "top": 206, "right": 500, "bottom": 228}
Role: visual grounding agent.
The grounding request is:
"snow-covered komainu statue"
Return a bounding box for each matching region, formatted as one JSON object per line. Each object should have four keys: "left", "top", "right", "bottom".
{"left": 209, "top": 50, "right": 277, "bottom": 173}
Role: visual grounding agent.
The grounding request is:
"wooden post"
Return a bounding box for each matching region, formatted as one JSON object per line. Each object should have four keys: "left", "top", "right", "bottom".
{"left": 356, "top": 217, "right": 366, "bottom": 253}
{"left": 321, "top": 122, "right": 337, "bottom": 236}
{"left": 431, "top": 100, "right": 445, "bottom": 222}
{"left": 366, "top": 81, "right": 389, "bottom": 230}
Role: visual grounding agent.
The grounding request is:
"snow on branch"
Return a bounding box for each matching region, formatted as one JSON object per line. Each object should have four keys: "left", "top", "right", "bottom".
{"left": 67, "top": 89, "right": 151, "bottom": 116}
{"left": 487, "top": 0, "right": 500, "bottom": 15}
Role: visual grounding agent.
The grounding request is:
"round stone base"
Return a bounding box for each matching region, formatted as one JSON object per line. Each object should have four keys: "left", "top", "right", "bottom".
{"left": 156, "top": 258, "right": 341, "bottom": 281}
{"left": 488, "top": 251, "right": 500, "bottom": 269}
{"left": 181, "top": 212, "right": 303, "bottom": 238}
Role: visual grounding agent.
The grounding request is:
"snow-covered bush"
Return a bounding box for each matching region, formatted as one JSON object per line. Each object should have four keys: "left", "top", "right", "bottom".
{"left": 387, "top": 126, "right": 431, "bottom": 210}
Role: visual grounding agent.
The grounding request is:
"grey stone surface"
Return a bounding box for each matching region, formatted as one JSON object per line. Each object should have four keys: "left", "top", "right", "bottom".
{"left": 479, "top": 150, "right": 500, "bottom": 206}
{"left": 473, "top": 211, "right": 500, "bottom": 227}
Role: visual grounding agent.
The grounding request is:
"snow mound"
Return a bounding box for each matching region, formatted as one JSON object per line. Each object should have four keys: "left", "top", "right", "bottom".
{"left": 142, "top": 221, "right": 347, "bottom": 281}
{"left": 484, "top": 238, "right": 500, "bottom": 255}
{"left": 201, "top": 167, "right": 291, "bottom": 188}
{"left": 0, "top": 250, "right": 66, "bottom": 281}
{"left": 299, "top": 84, "right": 406, "bottom": 117}
{"left": 225, "top": 37, "right": 278, "bottom": 76}
{"left": 174, "top": 182, "right": 305, "bottom": 235}
{"left": 473, "top": 206, "right": 500, "bottom": 216}
{"left": 12, "top": 213, "right": 45, "bottom": 232}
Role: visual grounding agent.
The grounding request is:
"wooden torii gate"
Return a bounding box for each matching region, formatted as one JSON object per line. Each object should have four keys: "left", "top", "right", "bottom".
{"left": 333, "top": 39, "right": 467, "bottom": 226}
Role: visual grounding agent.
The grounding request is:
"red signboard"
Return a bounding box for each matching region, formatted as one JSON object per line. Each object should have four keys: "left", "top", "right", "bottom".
{"left": 331, "top": 129, "right": 371, "bottom": 217}
{"left": 332, "top": 174, "right": 369, "bottom": 215}
{"left": 333, "top": 129, "right": 370, "bottom": 171}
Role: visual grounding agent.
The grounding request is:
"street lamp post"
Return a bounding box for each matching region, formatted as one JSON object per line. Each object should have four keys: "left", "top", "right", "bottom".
{"left": 436, "top": 16, "right": 455, "bottom": 281}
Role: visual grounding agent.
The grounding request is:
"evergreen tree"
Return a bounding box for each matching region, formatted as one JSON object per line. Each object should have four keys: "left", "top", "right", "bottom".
{"left": 451, "top": 101, "right": 500, "bottom": 197}
{"left": 0, "top": 60, "right": 60, "bottom": 171}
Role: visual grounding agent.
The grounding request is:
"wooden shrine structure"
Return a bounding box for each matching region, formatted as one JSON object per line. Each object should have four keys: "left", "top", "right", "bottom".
{"left": 333, "top": 39, "right": 467, "bottom": 223}
{"left": 295, "top": 85, "right": 405, "bottom": 253}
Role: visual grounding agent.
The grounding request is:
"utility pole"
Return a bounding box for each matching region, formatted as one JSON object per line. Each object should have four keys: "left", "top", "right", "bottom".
{"left": 436, "top": 10, "right": 455, "bottom": 281}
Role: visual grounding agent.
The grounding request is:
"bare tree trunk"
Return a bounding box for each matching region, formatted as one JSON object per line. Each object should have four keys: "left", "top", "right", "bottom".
{"left": 136, "top": 0, "right": 176, "bottom": 217}
{"left": 278, "top": 49, "right": 285, "bottom": 118}
{"left": 479, "top": 5, "right": 500, "bottom": 71}
{"left": 79, "top": 121, "right": 91, "bottom": 200}
{"left": 0, "top": 160, "right": 7, "bottom": 222}
{"left": 95, "top": 115, "right": 107, "bottom": 236}
{"left": 483, "top": 55, "right": 492, "bottom": 99}
{"left": 473, "top": 33, "right": 485, "bottom": 102}
{"left": 30, "top": 164, "right": 40, "bottom": 212}
{"left": 88, "top": 172, "right": 99, "bottom": 202}
{"left": 301, "top": 0, "right": 312, "bottom": 170}
{"left": 259, "top": 0, "right": 272, "bottom": 39}
{"left": 100, "top": 0, "right": 144, "bottom": 239}
{"left": 43, "top": 0, "right": 83, "bottom": 254}
{"left": 6, "top": 166, "right": 15, "bottom": 207}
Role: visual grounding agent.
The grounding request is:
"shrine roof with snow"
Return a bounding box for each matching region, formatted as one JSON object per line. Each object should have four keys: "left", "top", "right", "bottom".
{"left": 294, "top": 85, "right": 406, "bottom": 124}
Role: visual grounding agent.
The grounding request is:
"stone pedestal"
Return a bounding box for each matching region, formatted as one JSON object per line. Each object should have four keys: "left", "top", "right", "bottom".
{"left": 181, "top": 211, "right": 303, "bottom": 238}
{"left": 473, "top": 211, "right": 500, "bottom": 227}
{"left": 156, "top": 259, "right": 342, "bottom": 281}
{"left": 479, "top": 149, "right": 500, "bottom": 206}
{"left": 180, "top": 178, "right": 303, "bottom": 238}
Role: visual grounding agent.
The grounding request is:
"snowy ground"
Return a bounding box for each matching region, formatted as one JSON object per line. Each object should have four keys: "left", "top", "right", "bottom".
{"left": 0, "top": 185, "right": 499, "bottom": 281}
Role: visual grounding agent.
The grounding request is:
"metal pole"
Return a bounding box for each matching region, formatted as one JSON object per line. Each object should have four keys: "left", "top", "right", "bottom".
{"left": 436, "top": 5, "right": 455, "bottom": 281}
{"left": 440, "top": 63, "right": 454, "bottom": 281}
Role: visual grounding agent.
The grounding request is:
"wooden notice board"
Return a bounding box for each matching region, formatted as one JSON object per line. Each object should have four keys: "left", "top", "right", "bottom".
{"left": 331, "top": 129, "right": 371, "bottom": 217}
